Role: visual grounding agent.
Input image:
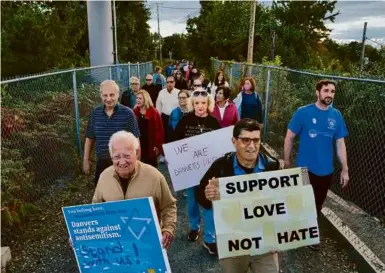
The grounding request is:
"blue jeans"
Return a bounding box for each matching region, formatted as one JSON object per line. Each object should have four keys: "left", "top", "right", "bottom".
{"left": 186, "top": 186, "right": 216, "bottom": 244}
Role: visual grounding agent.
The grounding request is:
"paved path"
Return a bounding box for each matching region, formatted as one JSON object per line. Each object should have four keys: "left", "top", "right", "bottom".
{"left": 7, "top": 164, "right": 358, "bottom": 273}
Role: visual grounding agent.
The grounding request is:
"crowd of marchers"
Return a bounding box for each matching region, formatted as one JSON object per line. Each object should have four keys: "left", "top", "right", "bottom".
{"left": 82, "top": 60, "right": 349, "bottom": 273}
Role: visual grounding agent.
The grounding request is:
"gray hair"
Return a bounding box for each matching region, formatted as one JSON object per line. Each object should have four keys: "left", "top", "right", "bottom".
{"left": 100, "top": 80, "right": 120, "bottom": 93}
{"left": 130, "top": 76, "right": 140, "bottom": 83}
{"left": 108, "top": 131, "right": 140, "bottom": 157}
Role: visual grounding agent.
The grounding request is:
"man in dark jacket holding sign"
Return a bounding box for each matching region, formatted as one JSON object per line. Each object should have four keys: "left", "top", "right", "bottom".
{"left": 196, "top": 118, "right": 280, "bottom": 273}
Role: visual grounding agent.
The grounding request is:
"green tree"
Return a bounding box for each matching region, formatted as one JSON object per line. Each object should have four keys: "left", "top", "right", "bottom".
{"left": 1, "top": 1, "right": 155, "bottom": 77}
{"left": 115, "top": 1, "right": 155, "bottom": 62}
{"left": 1, "top": 1, "right": 88, "bottom": 77}
{"left": 161, "top": 33, "right": 191, "bottom": 61}
{"left": 186, "top": 0, "right": 340, "bottom": 69}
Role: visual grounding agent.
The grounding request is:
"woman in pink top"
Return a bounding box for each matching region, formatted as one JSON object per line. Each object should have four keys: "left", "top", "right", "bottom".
{"left": 212, "top": 86, "right": 239, "bottom": 127}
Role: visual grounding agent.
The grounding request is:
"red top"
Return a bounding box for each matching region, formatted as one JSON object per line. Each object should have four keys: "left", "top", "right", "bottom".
{"left": 133, "top": 106, "right": 164, "bottom": 159}
{"left": 212, "top": 101, "right": 240, "bottom": 128}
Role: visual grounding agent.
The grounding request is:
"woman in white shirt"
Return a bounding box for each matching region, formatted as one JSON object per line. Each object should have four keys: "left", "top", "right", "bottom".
{"left": 207, "top": 70, "right": 229, "bottom": 95}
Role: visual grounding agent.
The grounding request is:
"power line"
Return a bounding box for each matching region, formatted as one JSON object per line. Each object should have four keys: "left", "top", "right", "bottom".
{"left": 366, "top": 37, "right": 385, "bottom": 47}
{"left": 160, "top": 7, "right": 200, "bottom": 10}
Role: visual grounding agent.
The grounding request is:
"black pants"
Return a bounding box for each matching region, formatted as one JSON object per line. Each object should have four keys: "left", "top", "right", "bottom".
{"left": 309, "top": 171, "right": 333, "bottom": 216}
{"left": 94, "top": 158, "right": 113, "bottom": 185}
{"left": 161, "top": 113, "right": 171, "bottom": 143}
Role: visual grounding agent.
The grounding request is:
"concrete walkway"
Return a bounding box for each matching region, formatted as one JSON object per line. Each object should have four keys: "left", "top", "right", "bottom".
{"left": 6, "top": 164, "right": 358, "bottom": 273}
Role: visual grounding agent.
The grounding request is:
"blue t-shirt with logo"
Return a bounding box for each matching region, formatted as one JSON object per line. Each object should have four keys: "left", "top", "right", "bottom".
{"left": 288, "top": 104, "right": 348, "bottom": 176}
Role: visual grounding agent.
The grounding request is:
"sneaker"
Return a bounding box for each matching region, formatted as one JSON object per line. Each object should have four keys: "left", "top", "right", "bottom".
{"left": 187, "top": 229, "right": 199, "bottom": 241}
{"left": 307, "top": 244, "right": 320, "bottom": 251}
{"left": 203, "top": 242, "right": 217, "bottom": 255}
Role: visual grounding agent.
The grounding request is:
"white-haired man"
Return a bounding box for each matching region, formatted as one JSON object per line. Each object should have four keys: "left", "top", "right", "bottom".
{"left": 84, "top": 80, "right": 140, "bottom": 185}
{"left": 92, "top": 131, "right": 177, "bottom": 249}
{"left": 120, "top": 76, "right": 140, "bottom": 109}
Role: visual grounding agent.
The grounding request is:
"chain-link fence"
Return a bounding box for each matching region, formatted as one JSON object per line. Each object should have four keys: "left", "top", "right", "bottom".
{"left": 212, "top": 58, "right": 385, "bottom": 223}
{"left": 0, "top": 62, "right": 153, "bottom": 241}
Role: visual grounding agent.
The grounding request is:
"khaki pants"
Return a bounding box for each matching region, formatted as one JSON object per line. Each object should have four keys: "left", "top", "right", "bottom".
{"left": 220, "top": 253, "right": 279, "bottom": 273}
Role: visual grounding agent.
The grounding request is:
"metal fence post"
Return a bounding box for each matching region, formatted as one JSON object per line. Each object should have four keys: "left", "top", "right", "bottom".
{"left": 137, "top": 62, "right": 140, "bottom": 78}
{"left": 128, "top": 62, "right": 131, "bottom": 78}
{"left": 109, "top": 66, "right": 112, "bottom": 80}
{"left": 137, "top": 62, "right": 141, "bottom": 83}
{"left": 72, "top": 70, "right": 83, "bottom": 157}
{"left": 263, "top": 69, "right": 271, "bottom": 144}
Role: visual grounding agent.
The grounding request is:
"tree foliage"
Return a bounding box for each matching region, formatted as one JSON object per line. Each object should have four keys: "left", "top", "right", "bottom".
{"left": 186, "top": 0, "right": 384, "bottom": 75}
{"left": 115, "top": 1, "right": 154, "bottom": 63}
{"left": 161, "top": 33, "right": 191, "bottom": 61}
{"left": 1, "top": 1, "right": 154, "bottom": 78}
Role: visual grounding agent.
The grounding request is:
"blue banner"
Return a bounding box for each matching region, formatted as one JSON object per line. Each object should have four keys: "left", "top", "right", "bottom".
{"left": 62, "top": 198, "right": 171, "bottom": 273}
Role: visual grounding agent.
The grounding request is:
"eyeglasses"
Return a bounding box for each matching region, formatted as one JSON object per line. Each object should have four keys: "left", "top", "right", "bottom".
{"left": 178, "top": 96, "right": 188, "bottom": 100}
{"left": 193, "top": 91, "right": 208, "bottom": 97}
{"left": 145, "top": 79, "right": 152, "bottom": 81}
{"left": 237, "top": 137, "right": 260, "bottom": 146}
{"left": 167, "top": 81, "right": 174, "bottom": 83}
{"left": 112, "top": 153, "right": 134, "bottom": 161}
{"left": 193, "top": 84, "right": 202, "bottom": 87}
{"left": 130, "top": 83, "right": 139, "bottom": 85}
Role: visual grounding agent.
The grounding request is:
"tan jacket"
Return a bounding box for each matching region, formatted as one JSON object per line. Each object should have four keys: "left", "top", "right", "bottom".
{"left": 92, "top": 161, "right": 177, "bottom": 236}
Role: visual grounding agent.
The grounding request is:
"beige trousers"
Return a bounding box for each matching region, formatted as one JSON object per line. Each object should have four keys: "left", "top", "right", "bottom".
{"left": 220, "top": 253, "right": 279, "bottom": 273}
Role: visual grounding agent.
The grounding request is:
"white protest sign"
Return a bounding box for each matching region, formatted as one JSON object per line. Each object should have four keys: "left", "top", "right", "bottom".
{"left": 163, "top": 126, "right": 235, "bottom": 191}
{"left": 213, "top": 167, "right": 319, "bottom": 259}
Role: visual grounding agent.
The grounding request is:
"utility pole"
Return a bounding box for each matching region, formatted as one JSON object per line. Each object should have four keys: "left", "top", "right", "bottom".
{"left": 247, "top": 0, "right": 257, "bottom": 75}
{"left": 360, "top": 22, "right": 368, "bottom": 72}
{"left": 156, "top": 3, "right": 162, "bottom": 64}
{"left": 271, "top": 30, "right": 276, "bottom": 61}
{"left": 112, "top": 0, "right": 118, "bottom": 64}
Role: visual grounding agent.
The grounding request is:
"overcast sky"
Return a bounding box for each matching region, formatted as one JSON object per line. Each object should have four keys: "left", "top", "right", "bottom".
{"left": 146, "top": 1, "right": 385, "bottom": 48}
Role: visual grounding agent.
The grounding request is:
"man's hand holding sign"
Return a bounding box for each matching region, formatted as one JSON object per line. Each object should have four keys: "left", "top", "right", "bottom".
{"left": 210, "top": 167, "right": 319, "bottom": 259}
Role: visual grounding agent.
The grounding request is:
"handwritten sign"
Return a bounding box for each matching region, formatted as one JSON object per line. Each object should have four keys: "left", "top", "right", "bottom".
{"left": 62, "top": 198, "right": 171, "bottom": 273}
{"left": 213, "top": 167, "right": 319, "bottom": 259}
{"left": 163, "top": 126, "right": 235, "bottom": 191}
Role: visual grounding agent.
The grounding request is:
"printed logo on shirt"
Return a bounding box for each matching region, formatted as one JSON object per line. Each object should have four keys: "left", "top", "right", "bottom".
{"left": 309, "top": 129, "right": 317, "bottom": 138}
{"left": 312, "top": 118, "right": 317, "bottom": 124}
{"left": 327, "top": 118, "right": 336, "bottom": 130}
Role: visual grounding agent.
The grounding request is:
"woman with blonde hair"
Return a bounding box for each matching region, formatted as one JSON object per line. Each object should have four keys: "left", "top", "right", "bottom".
{"left": 233, "top": 76, "right": 263, "bottom": 126}
{"left": 174, "top": 87, "right": 220, "bottom": 255}
{"left": 133, "top": 90, "right": 164, "bottom": 167}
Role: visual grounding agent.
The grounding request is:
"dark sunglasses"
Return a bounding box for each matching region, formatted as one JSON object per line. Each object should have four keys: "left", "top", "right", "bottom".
{"left": 167, "top": 81, "right": 174, "bottom": 83}
{"left": 193, "top": 84, "right": 202, "bottom": 87}
{"left": 237, "top": 137, "right": 260, "bottom": 146}
{"left": 145, "top": 79, "right": 152, "bottom": 81}
{"left": 193, "top": 91, "right": 208, "bottom": 97}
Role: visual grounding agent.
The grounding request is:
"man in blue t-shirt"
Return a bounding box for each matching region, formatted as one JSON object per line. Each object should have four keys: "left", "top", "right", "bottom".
{"left": 284, "top": 79, "right": 349, "bottom": 240}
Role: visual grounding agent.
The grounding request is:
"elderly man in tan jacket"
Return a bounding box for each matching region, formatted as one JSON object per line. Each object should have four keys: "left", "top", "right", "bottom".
{"left": 92, "top": 130, "right": 177, "bottom": 249}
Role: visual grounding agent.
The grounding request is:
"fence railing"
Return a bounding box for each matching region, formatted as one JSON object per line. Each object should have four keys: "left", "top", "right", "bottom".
{"left": 212, "top": 58, "right": 385, "bottom": 223}
{"left": 0, "top": 61, "right": 153, "bottom": 232}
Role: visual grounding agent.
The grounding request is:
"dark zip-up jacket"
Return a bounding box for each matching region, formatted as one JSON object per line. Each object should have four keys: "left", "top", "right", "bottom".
{"left": 196, "top": 152, "right": 280, "bottom": 209}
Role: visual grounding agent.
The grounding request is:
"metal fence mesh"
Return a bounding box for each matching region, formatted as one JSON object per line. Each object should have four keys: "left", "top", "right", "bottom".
{"left": 212, "top": 58, "right": 385, "bottom": 223}
{"left": 0, "top": 62, "right": 153, "bottom": 235}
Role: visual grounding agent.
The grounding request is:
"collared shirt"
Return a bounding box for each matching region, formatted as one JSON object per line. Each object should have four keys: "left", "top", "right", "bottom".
{"left": 156, "top": 88, "right": 179, "bottom": 116}
{"left": 92, "top": 161, "right": 177, "bottom": 236}
{"left": 233, "top": 153, "right": 265, "bottom": 175}
{"left": 85, "top": 104, "right": 140, "bottom": 159}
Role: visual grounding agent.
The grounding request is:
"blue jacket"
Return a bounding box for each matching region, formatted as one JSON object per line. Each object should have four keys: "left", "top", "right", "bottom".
{"left": 233, "top": 91, "right": 263, "bottom": 123}
{"left": 169, "top": 107, "right": 189, "bottom": 130}
{"left": 153, "top": 73, "right": 166, "bottom": 89}
{"left": 120, "top": 89, "right": 136, "bottom": 109}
